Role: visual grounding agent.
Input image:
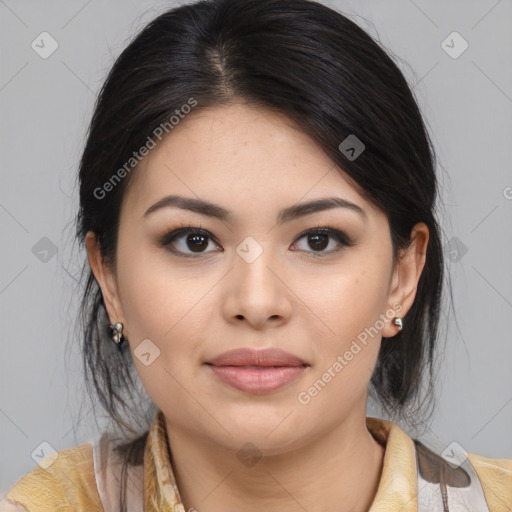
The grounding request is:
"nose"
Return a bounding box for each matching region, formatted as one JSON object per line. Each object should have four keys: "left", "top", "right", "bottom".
{"left": 223, "top": 239, "right": 293, "bottom": 329}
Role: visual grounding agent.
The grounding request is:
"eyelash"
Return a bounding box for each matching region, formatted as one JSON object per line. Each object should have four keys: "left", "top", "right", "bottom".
{"left": 158, "top": 223, "right": 354, "bottom": 259}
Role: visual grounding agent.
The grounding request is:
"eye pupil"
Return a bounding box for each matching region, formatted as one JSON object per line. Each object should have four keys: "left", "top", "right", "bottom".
{"left": 309, "top": 233, "right": 328, "bottom": 251}
{"left": 187, "top": 234, "right": 208, "bottom": 252}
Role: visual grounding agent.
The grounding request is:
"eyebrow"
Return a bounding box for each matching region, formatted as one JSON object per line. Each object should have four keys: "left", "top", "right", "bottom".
{"left": 143, "top": 194, "right": 367, "bottom": 224}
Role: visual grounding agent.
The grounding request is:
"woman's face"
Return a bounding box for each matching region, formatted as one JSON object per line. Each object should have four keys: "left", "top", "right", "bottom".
{"left": 87, "top": 101, "right": 427, "bottom": 453}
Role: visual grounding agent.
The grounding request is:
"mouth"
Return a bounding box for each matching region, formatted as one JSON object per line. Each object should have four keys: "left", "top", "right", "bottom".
{"left": 205, "top": 348, "right": 309, "bottom": 394}
{"left": 208, "top": 364, "right": 307, "bottom": 369}
{"left": 206, "top": 347, "right": 308, "bottom": 367}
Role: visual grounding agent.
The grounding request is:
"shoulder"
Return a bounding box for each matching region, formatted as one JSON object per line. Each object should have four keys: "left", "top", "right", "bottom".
{"left": 1, "top": 442, "right": 102, "bottom": 512}
{"left": 467, "top": 452, "right": 512, "bottom": 511}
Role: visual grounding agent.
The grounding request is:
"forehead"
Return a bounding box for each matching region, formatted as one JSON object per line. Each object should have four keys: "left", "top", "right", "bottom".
{"left": 122, "top": 102, "right": 375, "bottom": 220}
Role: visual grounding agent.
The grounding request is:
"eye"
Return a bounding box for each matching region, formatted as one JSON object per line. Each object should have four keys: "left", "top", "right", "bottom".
{"left": 291, "top": 227, "right": 353, "bottom": 257}
{"left": 159, "top": 224, "right": 221, "bottom": 258}
{"left": 159, "top": 224, "right": 353, "bottom": 258}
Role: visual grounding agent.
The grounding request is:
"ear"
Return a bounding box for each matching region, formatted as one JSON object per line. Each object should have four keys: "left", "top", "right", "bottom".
{"left": 382, "top": 222, "right": 429, "bottom": 338}
{"left": 85, "top": 231, "right": 126, "bottom": 330}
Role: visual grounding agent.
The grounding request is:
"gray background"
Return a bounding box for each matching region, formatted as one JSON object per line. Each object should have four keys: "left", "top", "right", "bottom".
{"left": 1, "top": 0, "right": 511, "bottom": 494}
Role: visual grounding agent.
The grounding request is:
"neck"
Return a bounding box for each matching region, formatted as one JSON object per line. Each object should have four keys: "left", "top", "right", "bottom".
{"left": 164, "top": 412, "right": 386, "bottom": 512}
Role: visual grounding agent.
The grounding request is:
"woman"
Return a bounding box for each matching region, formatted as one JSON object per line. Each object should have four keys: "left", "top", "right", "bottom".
{"left": 2, "top": 0, "right": 510, "bottom": 511}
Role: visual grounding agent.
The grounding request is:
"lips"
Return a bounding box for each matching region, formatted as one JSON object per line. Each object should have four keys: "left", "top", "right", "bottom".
{"left": 205, "top": 348, "right": 309, "bottom": 394}
{"left": 206, "top": 347, "right": 308, "bottom": 368}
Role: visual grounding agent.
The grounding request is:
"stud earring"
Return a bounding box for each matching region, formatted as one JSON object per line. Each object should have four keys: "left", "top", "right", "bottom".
{"left": 109, "top": 322, "right": 126, "bottom": 348}
{"left": 393, "top": 316, "right": 403, "bottom": 332}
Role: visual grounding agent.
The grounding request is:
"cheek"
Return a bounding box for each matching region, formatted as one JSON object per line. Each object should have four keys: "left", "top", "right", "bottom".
{"left": 116, "top": 242, "right": 218, "bottom": 359}
{"left": 295, "top": 254, "right": 391, "bottom": 345}
{"left": 116, "top": 239, "right": 185, "bottom": 333}
{"left": 115, "top": 246, "right": 216, "bottom": 420}
{"left": 294, "top": 270, "right": 386, "bottom": 416}
{"left": 291, "top": 255, "right": 390, "bottom": 406}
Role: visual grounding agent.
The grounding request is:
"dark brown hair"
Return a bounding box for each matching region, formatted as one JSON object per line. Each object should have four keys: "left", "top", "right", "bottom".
{"left": 73, "top": 0, "right": 450, "bottom": 509}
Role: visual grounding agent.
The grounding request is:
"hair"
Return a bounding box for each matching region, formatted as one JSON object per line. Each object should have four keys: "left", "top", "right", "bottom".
{"left": 73, "top": 0, "right": 450, "bottom": 509}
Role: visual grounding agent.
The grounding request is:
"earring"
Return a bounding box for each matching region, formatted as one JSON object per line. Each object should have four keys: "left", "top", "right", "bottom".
{"left": 393, "top": 316, "right": 403, "bottom": 332}
{"left": 109, "top": 322, "right": 126, "bottom": 347}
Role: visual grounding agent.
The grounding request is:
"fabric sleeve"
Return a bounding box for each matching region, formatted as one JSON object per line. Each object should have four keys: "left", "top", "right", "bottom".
{"left": 468, "top": 453, "right": 512, "bottom": 512}
{"left": 1, "top": 443, "right": 103, "bottom": 512}
{"left": 0, "top": 497, "right": 29, "bottom": 512}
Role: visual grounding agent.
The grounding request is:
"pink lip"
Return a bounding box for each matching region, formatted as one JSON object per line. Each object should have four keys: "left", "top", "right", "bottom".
{"left": 207, "top": 347, "right": 307, "bottom": 367}
{"left": 205, "top": 348, "right": 309, "bottom": 394}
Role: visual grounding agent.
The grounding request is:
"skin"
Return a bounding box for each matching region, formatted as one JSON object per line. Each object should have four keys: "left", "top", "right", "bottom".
{"left": 86, "top": 101, "right": 429, "bottom": 512}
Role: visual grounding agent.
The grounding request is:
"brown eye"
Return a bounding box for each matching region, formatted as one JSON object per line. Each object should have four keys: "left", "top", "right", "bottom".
{"left": 291, "top": 227, "right": 352, "bottom": 257}
{"left": 307, "top": 232, "right": 329, "bottom": 251}
{"left": 185, "top": 232, "right": 209, "bottom": 252}
{"left": 160, "top": 227, "right": 221, "bottom": 257}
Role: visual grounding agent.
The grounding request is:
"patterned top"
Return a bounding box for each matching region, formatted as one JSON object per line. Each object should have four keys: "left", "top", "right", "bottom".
{"left": 1, "top": 410, "right": 511, "bottom": 511}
